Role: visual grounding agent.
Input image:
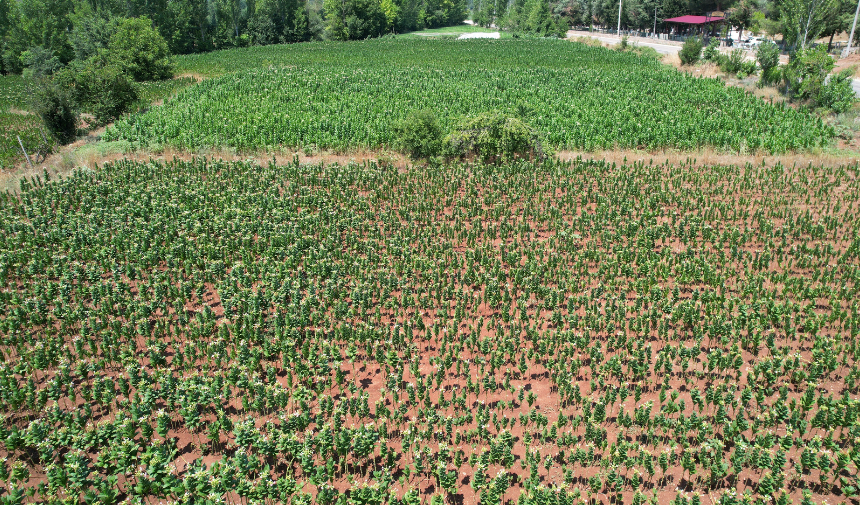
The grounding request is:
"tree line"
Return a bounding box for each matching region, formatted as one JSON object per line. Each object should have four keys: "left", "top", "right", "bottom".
{"left": 1, "top": 0, "right": 855, "bottom": 79}
{"left": 0, "top": 0, "right": 471, "bottom": 76}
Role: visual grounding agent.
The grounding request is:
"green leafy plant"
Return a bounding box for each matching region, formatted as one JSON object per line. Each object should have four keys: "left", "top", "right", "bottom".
{"left": 444, "top": 111, "right": 548, "bottom": 163}
{"left": 106, "top": 17, "right": 173, "bottom": 81}
{"left": 783, "top": 45, "right": 833, "bottom": 103}
{"left": 756, "top": 40, "right": 781, "bottom": 86}
{"left": 703, "top": 38, "right": 720, "bottom": 61}
{"left": 394, "top": 109, "right": 444, "bottom": 160}
{"left": 29, "top": 78, "right": 78, "bottom": 144}
{"left": 679, "top": 37, "right": 703, "bottom": 66}
{"left": 819, "top": 69, "right": 856, "bottom": 114}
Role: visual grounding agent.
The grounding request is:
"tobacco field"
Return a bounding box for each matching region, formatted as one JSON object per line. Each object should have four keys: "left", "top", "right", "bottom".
{"left": 103, "top": 39, "right": 834, "bottom": 153}
{"left": 0, "top": 156, "right": 858, "bottom": 505}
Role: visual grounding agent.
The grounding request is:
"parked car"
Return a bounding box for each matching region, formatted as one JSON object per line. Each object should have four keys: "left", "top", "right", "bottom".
{"left": 742, "top": 36, "right": 765, "bottom": 49}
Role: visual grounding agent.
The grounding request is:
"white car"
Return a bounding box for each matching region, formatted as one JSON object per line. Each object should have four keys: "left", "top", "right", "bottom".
{"left": 742, "top": 36, "right": 765, "bottom": 49}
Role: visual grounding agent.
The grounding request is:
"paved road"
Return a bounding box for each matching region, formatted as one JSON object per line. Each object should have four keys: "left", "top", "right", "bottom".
{"left": 582, "top": 34, "right": 682, "bottom": 55}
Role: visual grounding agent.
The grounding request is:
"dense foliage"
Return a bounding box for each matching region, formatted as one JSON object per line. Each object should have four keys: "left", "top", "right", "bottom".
{"left": 28, "top": 78, "right": 78, "bottom": 144}
{"left": 678, "top": 37, "right": 701, "bottom": 66}
{"left": 0, "top": 75, "right": 54, "bottom": 169}
{"left": 756, "top": 41, "right": 781, "bottom": 86}
{"left": 394, "top": 109, "right": 444, "bottom": 160}
{"left": 0, "top": 156, "right": 859, "bottom": 504}
{"left": 444, "top": 112, "right": 547, "bottom": 162}
{"left": 104, "top": 39, "right": 833, "bottom": 154}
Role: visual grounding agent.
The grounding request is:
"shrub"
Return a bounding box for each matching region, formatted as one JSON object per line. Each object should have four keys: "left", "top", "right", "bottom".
{"left": 107, "top": 17, "right": 173, "bottom": 81}
{"left": 679, "top": 37, "right": 703, "bottom": 66}
{"left": 444, "top": 112, "right": 548, "bottom": 163}
{"left": 784, "top": 45, "right": 833, "bottom": 103}
{"left": 819, "top": 69, "right": 856, "bottom": 114}
{"left": 21, "top": 47, "right": 64, "bottom": 79}
{"left": 74, "top": 63, "right": 139, "bottom": 125}
{"left": 739, "top": 60, "right": 757, "bottom": 77}
{"left": 29, "top": 79, "right": 78, "bottom": 144}
{"left": 703, "top": 38, "right": 720, "bottom": 61}
{"left": 761, "top": 66, "right": 783, "bottom": 87}
{"left": 757, "top": 40, "right": 780, "bottom": 85}
{"left": 718, "top": 49, "right": 745, "bottom": 74}
{"left": 394, "top": 109, "right": 444, "bottom": 160}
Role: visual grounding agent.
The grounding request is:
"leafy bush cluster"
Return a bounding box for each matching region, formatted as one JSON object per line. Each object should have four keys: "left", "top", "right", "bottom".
{"left": 679, "top": 37, "right": 703, "bottom": 66}
{"left": 702, "top": 43, "right": 757, "bottom": 79}
{"left": 716, "top": 49, "right": 756, "bottom": 78}
{"left": 396, "top": 110, "right": 548, "bottom": 163}
{"left": 702, "top": 38, "right": 720, "bottom": 62}
{"left": 819, "top": 70, "right": 857, "bottom": 114}
{"left": 394, "top": 109, "right": 444, "bottom": 160}
{"left": 783, "top": 45, "right": 856, "bottom": 113}
{"left": 756, "top": 41, "right": 781, "bottom": 86}
{"left": 444, "top": 111, "right": 548, "bottom": 162}
{"left": 28, "top": 80, "right": 78, "bottom": 145}
{"left": 29, "top": 17, "right": 173, "bottom": 144}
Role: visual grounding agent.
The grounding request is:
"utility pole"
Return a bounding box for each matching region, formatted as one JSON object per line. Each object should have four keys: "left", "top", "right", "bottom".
{"left": 617, "top": 0, "right": 622, "bottom": 36}
{"left": 653, "top": 4, "right": 657, "bottom": 37}
{"left": 844, "top": 0, "right": 860, "bottom": 58}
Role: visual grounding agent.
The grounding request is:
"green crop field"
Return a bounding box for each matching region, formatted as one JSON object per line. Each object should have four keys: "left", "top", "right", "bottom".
{"left": 104, "top": 39, "right": 834, "bottom": 154}
{"left": 1, "top": 156, "right": 859, "bottom": 504}
{"left": 1, "top": 34, "right": 859, "bottom": 505}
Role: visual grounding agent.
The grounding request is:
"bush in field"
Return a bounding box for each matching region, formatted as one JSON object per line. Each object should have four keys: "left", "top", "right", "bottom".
{"left": 29, "top": 78, "right": 78, "bottom": 144}
{"left": 783, "top": 45, "right": 832, "bottom": 103}
{"left": 71, "top": 62, "right": 139, "bottom": 125}
{"left": 679, "top": 37, "right": 702, "bottom": 65}
{"left": 394, "top": 109, "right": 444, "bottom": 160}
{"left": 819, "top": 69, "right": 857, "bottom": 114}
{"left": 717, "top": 49, "right": 745, "bottom": 74}
{"left": 444, "top": 111, "right": 548, "bottom": 163}
{"left": 702, "top": 38, "right": 720, "bottom": 61}
{"left": 757, "top": 40, "right": 780, "bottom": 86}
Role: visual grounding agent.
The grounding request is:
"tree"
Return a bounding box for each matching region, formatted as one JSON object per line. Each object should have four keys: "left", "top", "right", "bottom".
{"left": 4, "top": 0, "right": 75, "bottom": 72}
{"left": 661, "top": 0, "right": 686, "bottom": 22}
{"left": 69, "top": 11, "right": 121, "bottom": 61}
{"left": 780, "top": 0, "right": 840, "bottom": 49}
{"left": 106, "top": 17, "right": 172, "bottom": 80}
{"left": 727, "top": 0, "right": 755, "bottom": 41}
{"left": 526, "top": 0, "right": 554, "bottom": 34}
{"left": 819, "top": 0, "right": 854, "bottom": 50}
{"left": 323, "top": 0, "right": 386, "bottom": 39}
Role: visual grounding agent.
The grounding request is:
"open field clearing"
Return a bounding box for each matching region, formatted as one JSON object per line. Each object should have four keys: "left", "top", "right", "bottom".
{"left": 103, "top": 39, "right": 834, "bottom": 154}
{"left": 0, "top": 156, "right": 859, "bottom": 504}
